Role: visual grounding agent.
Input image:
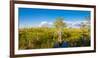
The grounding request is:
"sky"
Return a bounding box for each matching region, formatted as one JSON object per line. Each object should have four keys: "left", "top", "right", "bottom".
{"left": 18, "top": 7, "right": 90, "bottom": 28}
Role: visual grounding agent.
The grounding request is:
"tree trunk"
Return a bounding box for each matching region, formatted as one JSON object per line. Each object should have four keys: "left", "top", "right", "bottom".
{"left": 58, "top": 28, "right": 62, "bottom": 43}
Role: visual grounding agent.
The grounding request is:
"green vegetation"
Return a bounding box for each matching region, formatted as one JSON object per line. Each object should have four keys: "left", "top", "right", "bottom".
{"left": 19, "top": 17, "right": 90, "bottom": 50}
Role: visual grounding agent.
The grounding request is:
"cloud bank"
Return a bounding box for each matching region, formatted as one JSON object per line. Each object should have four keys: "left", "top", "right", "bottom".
{"left": 38, "top": 20, "right": 90, "bottom": 28}
{"left": 19, "top": 20, "right": 90, "bottom": 28}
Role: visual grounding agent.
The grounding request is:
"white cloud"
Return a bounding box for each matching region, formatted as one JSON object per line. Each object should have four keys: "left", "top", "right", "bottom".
{"left": 38, "top": 21, "right": 53, "bottom": 27}
{"left": 64, "top": 20, "right": 90, "bottom": 28}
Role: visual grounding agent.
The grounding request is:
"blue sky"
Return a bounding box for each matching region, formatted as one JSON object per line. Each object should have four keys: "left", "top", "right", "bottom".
{"left": 18, "top": 7, "right": 90, "bottom": 28}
